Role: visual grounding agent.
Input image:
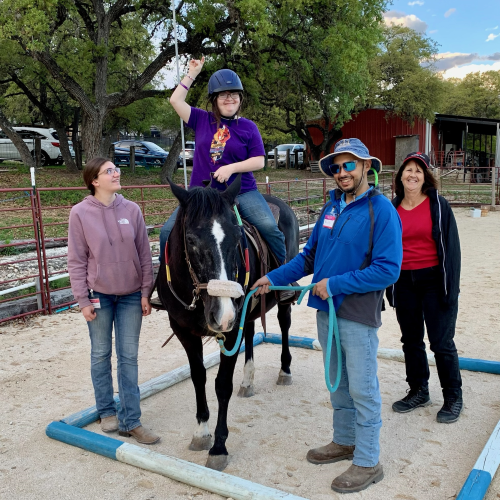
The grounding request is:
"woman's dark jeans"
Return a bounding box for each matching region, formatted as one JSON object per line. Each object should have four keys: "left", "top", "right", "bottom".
{"left": 394, "top": 267, "right": 462, "bottom": 400}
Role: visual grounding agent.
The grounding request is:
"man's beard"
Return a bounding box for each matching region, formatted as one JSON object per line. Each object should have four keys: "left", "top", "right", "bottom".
{"left": 336, "top": 175, "right": 357, "bottom": 195}
{"left": 336, "top": 168, "right": 366, "bottom": 196}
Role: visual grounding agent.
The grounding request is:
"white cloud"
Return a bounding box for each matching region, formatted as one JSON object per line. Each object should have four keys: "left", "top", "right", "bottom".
{"left": 408, "top": 1, "right": 424, "bottom": 5}
{"left": 442, "top": 61, "right": 500, "bottom": 79}
{"left": 444, "top": 8, "right": 456, "bottom": 17}
{"left": 383, "top": 10, "right": 428, "bottom": 32}
{"left": 486, "top": 33, "right": 500, "bottom": 42}
{"left": 429, "top": 30, "right": 438, "bottom": 34}
{"left": 485, "top": 26, "right": 498, "bottom": 31}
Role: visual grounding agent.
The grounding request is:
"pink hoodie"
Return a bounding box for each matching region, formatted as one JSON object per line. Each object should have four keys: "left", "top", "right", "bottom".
{"left": 68, "top": 194, "right": 154, "bottom": 308}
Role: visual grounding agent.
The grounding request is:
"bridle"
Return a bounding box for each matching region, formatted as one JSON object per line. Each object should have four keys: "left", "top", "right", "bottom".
{"left": 164, "top": 205, "right": 250, "bottom": 311}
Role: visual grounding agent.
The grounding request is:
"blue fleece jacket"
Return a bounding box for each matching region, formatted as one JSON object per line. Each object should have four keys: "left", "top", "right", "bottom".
{"left": 267, "top": 188, "right": 403, "bottom": 328}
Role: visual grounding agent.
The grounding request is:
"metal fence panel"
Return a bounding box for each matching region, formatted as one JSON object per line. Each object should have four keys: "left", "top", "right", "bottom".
{"left": 0, "top": 173, "right": 495, "bottom": 324}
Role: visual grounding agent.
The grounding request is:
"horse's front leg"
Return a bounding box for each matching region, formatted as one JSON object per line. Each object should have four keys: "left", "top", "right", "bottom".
{"left": 238, "top": 320, "right": 255, "bottom": 398}
{"left": 276, "top": 303, "right": 293, "bottom": 385}
{"left": 172, "top": 322, "right": 212, "bottom": 451}
{"left": 206, "top": 348, "right": 239, "bottom": 471}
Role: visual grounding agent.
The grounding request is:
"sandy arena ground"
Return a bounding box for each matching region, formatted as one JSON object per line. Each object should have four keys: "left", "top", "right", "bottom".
{"left": 1, "top": 207, "right": 499, "bottom": 500}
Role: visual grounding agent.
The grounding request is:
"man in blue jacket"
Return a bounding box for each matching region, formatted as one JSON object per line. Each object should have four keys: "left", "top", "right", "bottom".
{"left": 252, "top": 138, "right": 402, "bottom": 494}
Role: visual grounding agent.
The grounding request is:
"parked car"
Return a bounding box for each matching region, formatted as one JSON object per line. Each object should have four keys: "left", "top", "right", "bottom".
{"left": 178, "top": 141, "right": 195, "bottom": 166}
{"left": 113, "top": 140, "right": 169, "bottom": 167}
{"left": 267, "top": 144, "right": 305, "bottom": 168}
{"left": 0, "top": 127, "right": 75, "bottom": 166}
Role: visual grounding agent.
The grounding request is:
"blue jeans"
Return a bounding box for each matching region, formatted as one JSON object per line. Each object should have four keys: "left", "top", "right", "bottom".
{"left": 317, "top": 311, "right": 382, "bottom": 467}
{"left": 159, "top": 190, "right": 286, "bottom": 264}
{"left": 87, "top": 290, "right": 143, "bottom": 432}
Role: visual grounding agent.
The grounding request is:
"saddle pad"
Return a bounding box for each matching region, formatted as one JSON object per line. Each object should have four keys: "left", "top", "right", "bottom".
{"left": 268, "top": 202, "right": 280, "bottom": 224}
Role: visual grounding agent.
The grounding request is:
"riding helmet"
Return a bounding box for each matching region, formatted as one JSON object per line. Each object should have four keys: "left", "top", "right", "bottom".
{"left": 208, "top": 69, "right": 243, "bottom": 96}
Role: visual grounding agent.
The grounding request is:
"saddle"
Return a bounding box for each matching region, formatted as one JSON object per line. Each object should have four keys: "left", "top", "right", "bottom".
{"left": 241, "top": 203, "right": 299, "bottom": 333}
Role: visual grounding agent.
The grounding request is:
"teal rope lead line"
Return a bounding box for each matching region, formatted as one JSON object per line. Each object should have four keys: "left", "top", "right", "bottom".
{"left": 216, "top": 284, "right": 342, "bottom": 393}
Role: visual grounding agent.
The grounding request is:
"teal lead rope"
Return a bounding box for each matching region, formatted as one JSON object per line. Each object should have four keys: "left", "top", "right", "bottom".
{"left": 216, "top": 283, "right": 342, "bottom": 393}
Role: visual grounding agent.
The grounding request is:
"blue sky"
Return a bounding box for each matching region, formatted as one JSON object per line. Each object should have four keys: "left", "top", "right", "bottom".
{"left": 384, "top": 0, "right": 500, "bottom": 78}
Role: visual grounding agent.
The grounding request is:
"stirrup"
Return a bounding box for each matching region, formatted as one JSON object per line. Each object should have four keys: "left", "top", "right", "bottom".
{"left": 150, "top": 297, "right": 166, "bottom": 310}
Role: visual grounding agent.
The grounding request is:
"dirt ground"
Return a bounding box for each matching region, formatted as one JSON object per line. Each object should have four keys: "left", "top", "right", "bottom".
{"left": 1, "top": 207, "right": 499, "bottom": 500}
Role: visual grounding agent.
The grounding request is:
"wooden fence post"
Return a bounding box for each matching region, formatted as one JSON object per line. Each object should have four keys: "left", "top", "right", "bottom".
{"left": 274, "top": 147, "right": 278, "bottom": 169}
{"left": 130, "top": 146, "right": 136, "bottom": 173}
{"left": 285, "top": 149, "right": 290, "bottom": 169}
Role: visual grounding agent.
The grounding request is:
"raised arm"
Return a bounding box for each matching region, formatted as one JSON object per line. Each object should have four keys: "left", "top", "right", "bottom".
{"left": 169, "top": 57, "right": 205, "bottom": 123}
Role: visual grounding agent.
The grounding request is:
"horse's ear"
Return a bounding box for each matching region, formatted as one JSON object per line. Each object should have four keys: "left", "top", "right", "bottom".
{"left": 221, "top": 174, "right": 242, "bottom": 205}
{"left": 167, "top": 178, "right": 189, "bottom": 207}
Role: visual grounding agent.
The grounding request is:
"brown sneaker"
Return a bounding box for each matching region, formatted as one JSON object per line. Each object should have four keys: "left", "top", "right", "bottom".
{"left": 119, "top": 426, "right": 160, "bottom": 445}
{"left": 331, "top": 463, "right": 384, "bottom": 493}
{"left": 306, "top": 441, "right": 355, "bottom": 465}
{"left": 100, "top": 415, "right": 118, "bottom": 433}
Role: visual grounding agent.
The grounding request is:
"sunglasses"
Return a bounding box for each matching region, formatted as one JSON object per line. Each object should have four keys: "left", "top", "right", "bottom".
{"left": 320, "top": 159, "right": 359, "bottom": 177}
{"left": 97, "top": 167, "right": 121, "bottom": 177}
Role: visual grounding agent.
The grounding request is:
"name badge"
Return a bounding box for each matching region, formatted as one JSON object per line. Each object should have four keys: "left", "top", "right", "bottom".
{"left": 90, "top": 298, "right": 101, "bottom": 309}
{"left": 323, "top": 214, "right": 336, "bottom": 229}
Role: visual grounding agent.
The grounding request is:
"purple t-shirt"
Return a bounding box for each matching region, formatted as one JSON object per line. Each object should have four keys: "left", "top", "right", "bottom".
{"left": 186, "top": 107, "right": 264, "bottom": 193}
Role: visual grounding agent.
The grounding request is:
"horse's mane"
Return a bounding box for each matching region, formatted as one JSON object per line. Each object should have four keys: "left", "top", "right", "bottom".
{"left": 183, "top": 187, "right": 230, "bottom": 225}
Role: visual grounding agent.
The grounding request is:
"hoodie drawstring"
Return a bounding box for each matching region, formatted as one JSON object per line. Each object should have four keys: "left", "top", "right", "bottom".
{"left": 101, "top": 206, "right": 114, "bottom": 246}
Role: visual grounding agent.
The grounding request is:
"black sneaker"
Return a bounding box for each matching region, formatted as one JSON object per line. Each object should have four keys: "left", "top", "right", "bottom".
{"left": 436, "top": 397, "right": 463, "bottom": 423}
{"left": 392, "top": 387, "right": 431, "bottom": 413}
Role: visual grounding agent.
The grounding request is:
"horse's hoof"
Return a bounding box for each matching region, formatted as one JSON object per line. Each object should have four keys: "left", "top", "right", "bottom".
{"left": 237, "top": 385, "right": 255, "bottom": 398}
{"left": 206, "top": 454, "right": 229, "bottom": 471}
{"left": 189, "top": 436, "right": 212, "bottom": 451}
{"left": 277, "top": 373, "right": 293, "bottom": 386}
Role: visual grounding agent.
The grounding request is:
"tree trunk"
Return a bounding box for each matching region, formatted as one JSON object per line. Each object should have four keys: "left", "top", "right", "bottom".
{"left": 71, "top": 108, "right": 83, "bottom": 170}
{"left": 161, "top": 131, "right": 183, "bottom": 184}
{"left": 82, "top": 111, "right": 107, "bottom": 161}
{"left": 54, "top": 125, "right": 78, "bottom": 172}
{"left": 0, "top": 108, "right": 35, "bottom": 168}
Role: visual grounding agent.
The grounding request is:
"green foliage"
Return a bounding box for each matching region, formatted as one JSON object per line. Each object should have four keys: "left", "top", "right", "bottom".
{"left": 367, "top": 25, "right": 443, "bottom": 124}
{"left": 440, "top": 71, "right": 500, "bottom": 119}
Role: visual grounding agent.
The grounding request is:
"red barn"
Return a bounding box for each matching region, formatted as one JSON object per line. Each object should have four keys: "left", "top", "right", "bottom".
{"left": 308, "top": 109, "right": 435, "bottom": 169}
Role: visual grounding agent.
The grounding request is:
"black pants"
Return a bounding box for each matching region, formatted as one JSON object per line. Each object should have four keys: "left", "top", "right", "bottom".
{"left": 394, "top": 267, "right": 462, "bottom": 400}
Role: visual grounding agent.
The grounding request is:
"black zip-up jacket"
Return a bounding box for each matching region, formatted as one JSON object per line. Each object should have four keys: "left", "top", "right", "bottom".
{"left": 386, "top": 188, "right": 461, "bottom": 307}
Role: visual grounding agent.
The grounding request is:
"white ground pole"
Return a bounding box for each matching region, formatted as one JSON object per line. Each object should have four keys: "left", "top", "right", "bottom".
{"left": 171, "top": 0, "right": 188, "bottom": 189}
{"left": 46, "top": 422, "right": 306, "bottom": 500}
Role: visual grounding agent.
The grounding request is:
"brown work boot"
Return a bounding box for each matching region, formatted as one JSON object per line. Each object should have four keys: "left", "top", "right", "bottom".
{"left": 119, "top": 425, "right": 160, "bottom": 445}
{"left": 100, "top": 415, "right": 118, "bottom": 433}
{"left": 306, "top": 441, "right": 355, "bottom": 465}
{"left": 331, "top": 463, "right": 384, "bottom": 493}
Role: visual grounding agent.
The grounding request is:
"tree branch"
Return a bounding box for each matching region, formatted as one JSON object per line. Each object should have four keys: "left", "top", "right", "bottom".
{"left": 29, "top": 50, "right": 96, "bottom": 117}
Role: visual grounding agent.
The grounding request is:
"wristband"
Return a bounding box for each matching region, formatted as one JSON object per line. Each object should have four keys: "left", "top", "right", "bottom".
{"left": 179, "top": 82, "right": 189, "bottom": 91}
{"left": 186, "top": 75, "right": 195, "bottom": 81}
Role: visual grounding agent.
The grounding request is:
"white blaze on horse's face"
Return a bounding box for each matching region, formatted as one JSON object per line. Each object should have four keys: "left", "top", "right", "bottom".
{"left": 211, "top": 220, "right": 236, "bottom": 331}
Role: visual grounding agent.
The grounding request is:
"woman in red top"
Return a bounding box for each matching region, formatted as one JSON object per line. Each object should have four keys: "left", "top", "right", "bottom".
{"left": 388, "top": 152, "right": 463, "bottom": 423}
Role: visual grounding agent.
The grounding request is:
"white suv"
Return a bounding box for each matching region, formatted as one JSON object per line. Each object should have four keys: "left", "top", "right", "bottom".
{"left": 0, "top": 127, "right": 75, "bottom": 166}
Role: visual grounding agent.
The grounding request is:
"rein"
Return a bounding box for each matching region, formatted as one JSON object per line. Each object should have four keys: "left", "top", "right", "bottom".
{"left": 164, "top": 204, "right": 250, "bottom": 311}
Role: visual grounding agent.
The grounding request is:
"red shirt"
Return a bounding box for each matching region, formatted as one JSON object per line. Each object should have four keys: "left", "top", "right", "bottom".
{"left": 397, "top": 197, "right": 439, "bottom": 271}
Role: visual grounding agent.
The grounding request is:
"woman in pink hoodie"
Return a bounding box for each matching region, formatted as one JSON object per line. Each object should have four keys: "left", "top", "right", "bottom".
{"left": 68, "top": 157, "right": 158, "bottom": 444}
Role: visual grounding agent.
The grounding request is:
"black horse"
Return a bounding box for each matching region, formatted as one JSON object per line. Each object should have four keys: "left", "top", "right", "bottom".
{"left": 157, "top": 175, "right": 299, "bottom": 471}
